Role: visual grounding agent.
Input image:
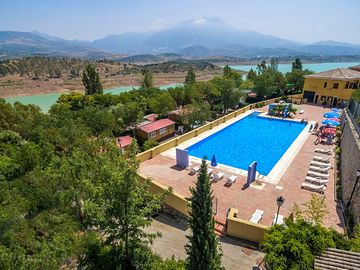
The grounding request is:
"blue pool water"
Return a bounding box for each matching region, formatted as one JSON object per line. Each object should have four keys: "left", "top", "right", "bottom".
{"left": 186, "top": 112, "right": 306, "bottom": 175}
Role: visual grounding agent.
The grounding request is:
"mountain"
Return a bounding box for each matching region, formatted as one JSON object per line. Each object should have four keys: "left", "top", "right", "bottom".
{"left": 1, "top": 18, "right": 360, "bottom": 60}
{"left": 91, "top": 32, "right": 152, "bottom": 54}
{"left": 0, "top": 31, "right": 119, "bottom": 59}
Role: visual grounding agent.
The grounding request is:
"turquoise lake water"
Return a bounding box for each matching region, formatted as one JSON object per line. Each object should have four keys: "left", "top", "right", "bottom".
{"left": 4, "top": 83, "right": 182, "bottom": 112}
{"left": 230, "top": 61, "right": 360, "bottom": 73}
{"left": 187, "top": 112, "right": 306, "bottom": 175}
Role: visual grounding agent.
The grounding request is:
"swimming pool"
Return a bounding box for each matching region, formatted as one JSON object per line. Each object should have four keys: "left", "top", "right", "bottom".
{"left": 186, "top": 112, "right": 306, "bottom": 175}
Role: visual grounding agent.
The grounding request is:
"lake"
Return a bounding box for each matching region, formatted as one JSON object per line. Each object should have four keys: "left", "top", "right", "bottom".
{"left": 230, "top": 61, "right": 360, "bottom": 73}
{"left": 4, "top": 83, "right": 182, "bottom": 112}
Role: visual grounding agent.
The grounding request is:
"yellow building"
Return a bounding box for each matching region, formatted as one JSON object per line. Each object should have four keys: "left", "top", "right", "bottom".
{"left": 303, "top": 65, "right": 360, "bottom": 107}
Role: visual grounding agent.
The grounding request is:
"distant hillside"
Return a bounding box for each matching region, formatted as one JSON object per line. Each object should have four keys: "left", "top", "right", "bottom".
{"left": 0, "top": 31, "right": 121, "bottom": 60}
{"left": 0, "top": 56, "right": 221, "bottom": 79}
{"left": 2, "top": 19, "right": 360, "bottom": 60}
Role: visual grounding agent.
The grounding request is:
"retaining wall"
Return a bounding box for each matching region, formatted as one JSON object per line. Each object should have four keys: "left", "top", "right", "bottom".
{"left": 340, "top": 110, "right": 360, "bottom": 224}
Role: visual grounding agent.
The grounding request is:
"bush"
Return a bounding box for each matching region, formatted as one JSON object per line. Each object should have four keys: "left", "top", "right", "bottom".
{"left": 143, "top": 139, "right": 159, "bottom": 151}
{"left": 262, "top": 219, "right": 335, "bottom": 270}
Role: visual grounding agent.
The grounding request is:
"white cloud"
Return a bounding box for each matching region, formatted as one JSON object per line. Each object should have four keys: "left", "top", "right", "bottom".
{"left": 193, "top": 18, "right": 207, "bottom": 25}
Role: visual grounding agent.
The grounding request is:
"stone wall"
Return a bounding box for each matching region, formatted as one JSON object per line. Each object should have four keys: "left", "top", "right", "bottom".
{"left": 340, "top": 109, "right": 360, "bottom": 224}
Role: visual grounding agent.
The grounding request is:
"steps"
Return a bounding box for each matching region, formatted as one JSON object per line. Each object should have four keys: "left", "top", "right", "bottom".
{"left": 314, "top": 248, "right": 360, "bottom": 270}
{"left": 214, "top": 218, "right": 227, "bottom": 238}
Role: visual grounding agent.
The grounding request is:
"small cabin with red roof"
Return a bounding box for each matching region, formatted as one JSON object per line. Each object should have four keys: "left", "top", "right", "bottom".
{"left": 116, "top": 135, "right": 133, "bottom": 149}
{"left": 136, "top": 118, "right": 175, "bottom": 141}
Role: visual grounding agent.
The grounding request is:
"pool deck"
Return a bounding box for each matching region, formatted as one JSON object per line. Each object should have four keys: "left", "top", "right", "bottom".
{"left": 139, "top": 104, "right": 344, "bottom": 231}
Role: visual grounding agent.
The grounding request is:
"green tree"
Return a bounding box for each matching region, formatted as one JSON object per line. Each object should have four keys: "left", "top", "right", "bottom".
{"left": 186, "top": 158, "right": 223, "bottom": 270}
{"left": 84, "top": 141, "right": 165, "bottom": 269}
{"left": 82, "top": 64, "right": 103, "bottom": 95}
{"left": 149, "top": 92, "right": 176, "bottom": 117}
{"left": 185, "top": 68, "right": 196, "bottom": 85}
{"left": 262, "top": 219, "right": 335, "bottom": 270}
{"left": 246, "top": 68, "right": 257, "bottom": 81}
{"left": 141, "top": 69, "right": 154, "bottom": 89}
{"left": 223, "top": 65, "right": 242, "bottom": 87}
{"left": 292, "top": 58, "right": 303, "bottom": 71}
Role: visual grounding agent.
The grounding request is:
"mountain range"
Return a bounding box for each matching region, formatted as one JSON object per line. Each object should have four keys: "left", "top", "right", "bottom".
{"left": 1, "top": 17, "right": 360, "bottom": 60}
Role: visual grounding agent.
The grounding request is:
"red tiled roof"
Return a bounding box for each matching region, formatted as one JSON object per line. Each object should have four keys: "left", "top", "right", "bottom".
{"left": 116, "top": 135, "right": 133, "bottom": 148}
{"left": 144, "top": 114, "right": 158, "bottom": 122}
{"left": 139, "top": 118, "right": 175, "bottom": 133}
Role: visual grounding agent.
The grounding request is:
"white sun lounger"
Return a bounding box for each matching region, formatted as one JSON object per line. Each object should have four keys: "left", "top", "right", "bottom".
{"left": 313, "top": 156, "right": 331, "bottom": 163}
{"left": 301, "top": 182, "right": 326, "bottom": 194}
{"left": 190, "top": 165, "right": 200, "bottom": 174}
{"left": 299, "top": 110, "right": 304, "bottom": 114}
{"left": 250, "top": 209, "right": 264, "bottom": 223}
{"left": 305, "top": 176, "right": 329, "bottom": 185}
{"left": 227, "top": 175, "right": 237, "bottom": 184}
{"left": 310, "top": 161, "right": 333, "bottom": 168}
{"left": 307, "top": 171, "right": 329, "bottom": 179}
{"left": 272, "top": 214, "right": 284, "bottom": 225}
{"left": 212, "top": 172, "right": 224, "bottom": 182}
{"left": 309, "top": 166, "right": 331, "bottom": 173}
{"left": 315, "top": 148, "right": 332, "bottom": 155}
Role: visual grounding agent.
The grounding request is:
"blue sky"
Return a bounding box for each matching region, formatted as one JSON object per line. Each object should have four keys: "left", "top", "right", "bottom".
{"left": 1, "top": 0, "right": 359, "bottom": 43}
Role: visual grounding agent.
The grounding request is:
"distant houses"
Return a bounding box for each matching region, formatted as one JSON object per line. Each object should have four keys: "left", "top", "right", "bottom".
{"left": 303, "top": 64, "right": 360, "bottom": 107}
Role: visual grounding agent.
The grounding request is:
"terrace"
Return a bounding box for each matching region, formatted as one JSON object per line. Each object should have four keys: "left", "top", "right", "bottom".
{"left": 139, "top": 103, "right": 344, "bottom": 231}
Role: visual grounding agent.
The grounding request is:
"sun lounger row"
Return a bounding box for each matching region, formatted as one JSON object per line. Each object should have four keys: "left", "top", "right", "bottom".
{"left": 310, "top": 160, "right": 332, "bottom": 168}
{"left": 315, "top": 148, "right": 332, "bottom": 155}
{"left": 301, "top": 182, "right": 326, "bottom": 194}
{"left": 190, "top": 165, "right": 237, "bottom": 185}
{"left": 248, "top": 209, "right": 285, "bottom": 225}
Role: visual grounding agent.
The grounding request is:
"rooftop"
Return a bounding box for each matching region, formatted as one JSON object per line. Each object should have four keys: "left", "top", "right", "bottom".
{"left": 144, "top": 114, "right": 158, "bottom": 122}
{"left": 139, "top": 118, "right": 175, "bottom": 133}
{"left": 350, "top": 64, "right": 360, "bottom": 72}
{"left": 116, "top": 135, "right": 133, "bottom": 148}
{"left": 304, "top": 68, "right": 360, "bottom": 80}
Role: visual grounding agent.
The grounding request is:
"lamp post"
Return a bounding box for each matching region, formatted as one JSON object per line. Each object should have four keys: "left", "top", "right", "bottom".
{"left": 275, "top": 196, "right": 285, "bottom": 225}
{"left": 347, "top": 169, "right": 360, "bottom": 208}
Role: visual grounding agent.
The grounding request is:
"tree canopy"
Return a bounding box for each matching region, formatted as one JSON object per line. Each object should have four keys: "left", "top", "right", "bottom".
{"left": 82, "top": 64, "right": 103, "bottom": 95}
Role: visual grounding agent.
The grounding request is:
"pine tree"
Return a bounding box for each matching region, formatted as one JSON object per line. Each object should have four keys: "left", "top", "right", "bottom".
{"left": 141, "top": 69, "right": 154, "bottom": 89}
{"left": 292, "top": 58, "right": 303, "bottom": 71}
{"left": 186, "top": 158, "right": 223, "bottom": 270}
{"left": 82, "top": 64, "right": 103, "bottom": 95}
{"left": 185, "top": 68, "right": 196, "bottom": 85}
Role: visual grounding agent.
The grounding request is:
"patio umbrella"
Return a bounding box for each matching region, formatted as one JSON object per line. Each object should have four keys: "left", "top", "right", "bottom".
{"left": 211, "top": 154, "right": 218, "bottom": 167}
{"left": 323, "top": 112, "right": 340, "bottom": 118}
{"left": 328, "top": 117, "right": 340, "bottom": 122}
{"left": 322, "top": 119, "right": 340, "bottom": 127}
{"left": 323, "top": 128, "right": 337, "bottom": 135}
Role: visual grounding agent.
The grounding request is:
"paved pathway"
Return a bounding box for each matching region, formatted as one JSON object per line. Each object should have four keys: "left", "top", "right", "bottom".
{"left": 145, "top": 213, "right": 265, "bottom": 270}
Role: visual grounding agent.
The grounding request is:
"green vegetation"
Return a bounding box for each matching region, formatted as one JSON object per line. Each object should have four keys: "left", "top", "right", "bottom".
{"left": 82, "top": 64, "right": 103, "bottom": 95}
{"left": 351, "top": 88, "right": 360, "bottom": 103}
{"left": 262, "top": 195, "right": 360, "bottom": 270}
{"left": 0, "top": 99, "right": 188, "bottom": 269}
{"left": 184, "top": 67, "right": 196, "bottom": 85}
{"left": 186, "top": 159, "right": 223, "bottom": 270}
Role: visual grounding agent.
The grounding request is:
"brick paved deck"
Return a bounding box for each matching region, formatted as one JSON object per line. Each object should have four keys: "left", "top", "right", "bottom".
{"left": 139, "top": 104, "right": 344, "bottom": 231}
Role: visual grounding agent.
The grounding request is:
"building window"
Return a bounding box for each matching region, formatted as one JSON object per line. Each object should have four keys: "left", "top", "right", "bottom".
{"left": 354, "top": 83, "right": 359, "bottom": 89}
{"left": 333, "top": 83, "right": 339, "bottom": 89}
{"left": 323, "top": 82, "right": 327, "bottom": 88}
{"left": 159, "top": 127, "right": 167, "bottom": 135}
{"left": 345, "top": 82, "right": 349, "bottom": 89}
{"left": 349, "top": 82, "right": 353, "bottom": 89}
{"left": 149, "top": 132, "right": 156, "bottom": 139}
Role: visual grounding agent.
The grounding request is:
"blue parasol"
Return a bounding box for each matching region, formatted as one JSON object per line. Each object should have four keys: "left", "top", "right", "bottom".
{"left": 323, "top": 112, "right": 340, "bottom": 118}
{"left": 331, "top": 108, "right": 341, "bottom": 113}
{"left": 211, "top": 154, "right": 218, "bottom": 167}
{"left": 322, "top": 119, "right": 340, "bottom": 127}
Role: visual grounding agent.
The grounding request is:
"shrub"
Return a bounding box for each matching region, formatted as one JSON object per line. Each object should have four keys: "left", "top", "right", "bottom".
{"left": 143, "top": 139, "right": 159, "bottom": 151}
{"left": 262, "top": 219, "right": 335, "bottom": 270}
